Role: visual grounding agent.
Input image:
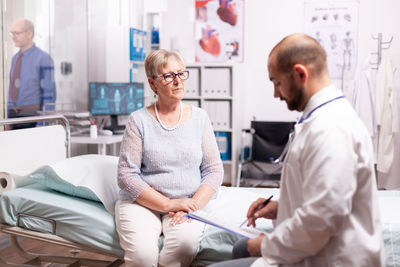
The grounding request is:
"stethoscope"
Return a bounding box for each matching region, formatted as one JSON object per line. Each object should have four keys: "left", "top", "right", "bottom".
{"left": 272, "top": 95, "right": 345, "bottom": 165}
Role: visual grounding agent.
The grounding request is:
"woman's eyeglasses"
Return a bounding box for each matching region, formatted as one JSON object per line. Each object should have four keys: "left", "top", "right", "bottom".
{"left": 154, "top": 70, "right": 189, "bottom": 82}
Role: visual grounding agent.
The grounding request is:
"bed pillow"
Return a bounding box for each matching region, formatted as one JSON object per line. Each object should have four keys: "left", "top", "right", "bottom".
{"left": 29, "top": 154, "right": 120, "bottom": 214}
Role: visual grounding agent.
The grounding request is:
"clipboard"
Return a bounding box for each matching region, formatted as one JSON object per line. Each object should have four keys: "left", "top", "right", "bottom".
{"left": 186, "top": 210, "right": 265, "bottom": 239}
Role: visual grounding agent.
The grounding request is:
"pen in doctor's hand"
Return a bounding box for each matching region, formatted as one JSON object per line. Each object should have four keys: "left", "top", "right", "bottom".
{"left": 239, "top": 195, "right": 273, "bottom": 228}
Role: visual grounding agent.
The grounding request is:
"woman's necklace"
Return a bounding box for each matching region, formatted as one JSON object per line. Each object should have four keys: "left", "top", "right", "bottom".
{"left": 154, "top": 101, "right": 183, "bottom": 131}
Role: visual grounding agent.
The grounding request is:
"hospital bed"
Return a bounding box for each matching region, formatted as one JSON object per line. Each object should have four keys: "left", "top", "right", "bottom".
{"left": 0, "top": 115, "right": 123, "bottom": 266}
{"left": 0, "top": 115, "right": 399, "bottom": 267}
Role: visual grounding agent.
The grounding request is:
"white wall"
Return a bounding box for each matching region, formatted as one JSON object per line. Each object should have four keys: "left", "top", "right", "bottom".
{"left": 87, "top": 0, "right": 149, "bottom": 84}
{"left": 240, "top": 0, "right": 304, "bottom": 125}
{"left": 161, "top": 0, "right": 400, "bottom": 123}
{"left": 5, "top": 0, "right": 397, "bottom": 186}
{"left": 160, "top": 0, "right": 400, "bottom": 189}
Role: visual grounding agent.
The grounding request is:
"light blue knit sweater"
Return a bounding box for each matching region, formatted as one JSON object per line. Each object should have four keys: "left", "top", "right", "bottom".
{"left": 118, "top": 106, "right": 224, "bottom": 201}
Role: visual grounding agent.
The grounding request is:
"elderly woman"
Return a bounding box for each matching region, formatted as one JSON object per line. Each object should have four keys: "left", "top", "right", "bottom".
{"left": 115, "top": 49, "right": 224, "bottom": 267}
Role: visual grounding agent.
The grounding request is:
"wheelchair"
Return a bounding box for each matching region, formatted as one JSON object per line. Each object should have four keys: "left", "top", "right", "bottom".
{"left": 236, "top": 120, "right": 295, "bottom": 187}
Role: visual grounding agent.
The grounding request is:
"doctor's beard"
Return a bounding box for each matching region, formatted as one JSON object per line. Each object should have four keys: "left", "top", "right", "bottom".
{"left": 286, "top": 79, "right": 306, "bottom": 112}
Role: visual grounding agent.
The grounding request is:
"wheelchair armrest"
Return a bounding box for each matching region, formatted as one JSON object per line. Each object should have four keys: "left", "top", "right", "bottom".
{"left": 241, "top": 128, "right": 256, "bottom": 134}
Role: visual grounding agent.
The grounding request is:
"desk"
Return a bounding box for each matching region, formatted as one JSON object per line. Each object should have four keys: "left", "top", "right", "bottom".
{"left": 70, "top": 135, "right": 123, "bottom": 155}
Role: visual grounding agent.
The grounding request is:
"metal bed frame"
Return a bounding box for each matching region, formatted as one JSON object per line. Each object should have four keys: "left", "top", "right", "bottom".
{"left": 0, "top": 115, "right": 123, "bottom": 266}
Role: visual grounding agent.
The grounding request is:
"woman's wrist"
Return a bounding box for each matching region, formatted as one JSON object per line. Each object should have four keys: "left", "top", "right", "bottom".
{"left": 164, "top": 198, "right": 174, "bottom": 213}
{"left": 192, "top": 184, "right": 216, "bottom": 210}
{"left": 191, "top": 197, "right": 204, "bottom": 210}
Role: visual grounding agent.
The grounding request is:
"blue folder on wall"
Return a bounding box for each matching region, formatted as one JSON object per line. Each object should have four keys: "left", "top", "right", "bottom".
{"left": 129, "top": 28, "right": 147, "bottom": 61}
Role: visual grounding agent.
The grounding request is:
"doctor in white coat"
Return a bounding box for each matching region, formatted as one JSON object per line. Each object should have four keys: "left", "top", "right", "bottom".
{"left": 210, "top": 33, "right": 385, "bottom": 267}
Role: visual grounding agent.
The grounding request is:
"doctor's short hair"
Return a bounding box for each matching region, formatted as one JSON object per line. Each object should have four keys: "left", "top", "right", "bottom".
{"left": 270, "top": 33, "right": 327, "bottom": 77}
{"left": 145, "top": 49, "right": 185, "bottom": 78}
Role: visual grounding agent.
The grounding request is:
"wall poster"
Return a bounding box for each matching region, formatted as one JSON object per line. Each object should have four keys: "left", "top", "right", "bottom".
{"left": 195, "top": 0, "right": 244, "bottom": 62}
{"left": 304, "top": 1, "right": 359, "bottom": 79}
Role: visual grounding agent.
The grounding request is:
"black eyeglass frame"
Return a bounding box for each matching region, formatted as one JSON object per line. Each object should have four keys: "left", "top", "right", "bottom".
{"left": 153, "top": 70, "right": 190, "bottom": 82}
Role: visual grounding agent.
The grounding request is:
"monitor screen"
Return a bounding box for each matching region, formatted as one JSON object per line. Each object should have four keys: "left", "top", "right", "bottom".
{"left": 89, "top": 82, "right": 144, "bottom": 115}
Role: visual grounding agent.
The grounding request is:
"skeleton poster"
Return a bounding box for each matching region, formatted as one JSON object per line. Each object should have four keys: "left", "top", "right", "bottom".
{"left": 304, "top": 1, "right": 359, "bottom": 79}
{"left": 195, "top": 0, "right": 244, "bottom": 62}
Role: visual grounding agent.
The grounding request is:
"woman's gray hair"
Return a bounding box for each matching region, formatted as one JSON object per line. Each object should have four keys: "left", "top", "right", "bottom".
{"left": 145, "top": 49, "right": 185, "bottom": 78}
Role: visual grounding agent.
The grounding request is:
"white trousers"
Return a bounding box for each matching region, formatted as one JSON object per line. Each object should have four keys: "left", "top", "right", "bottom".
{"left": 115, "top": 200, "right": 205, "bottom": 267}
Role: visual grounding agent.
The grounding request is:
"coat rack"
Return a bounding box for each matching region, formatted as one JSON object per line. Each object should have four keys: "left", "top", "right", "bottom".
{"left": 370, "top": 33, "right": 393, "bottom": 69}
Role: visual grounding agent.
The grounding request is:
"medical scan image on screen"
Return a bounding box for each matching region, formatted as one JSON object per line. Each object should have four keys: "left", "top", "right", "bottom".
{"left": 89, "top": 82, "right": 144, "bottom": 116}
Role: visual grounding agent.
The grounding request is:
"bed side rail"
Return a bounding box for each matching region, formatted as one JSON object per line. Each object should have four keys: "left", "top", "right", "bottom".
{"left": 0, "top": 114, "right": 71, "bottom": 158}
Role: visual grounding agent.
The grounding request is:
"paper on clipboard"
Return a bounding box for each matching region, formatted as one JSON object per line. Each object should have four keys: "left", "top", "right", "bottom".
{"left": 186, "top": 210, "right": 265, "bottom": 239}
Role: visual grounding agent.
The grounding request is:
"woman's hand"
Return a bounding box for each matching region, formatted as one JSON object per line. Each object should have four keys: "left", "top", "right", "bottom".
{"left": 168, "top": 198, "right": 199, "bottom": 213}
{"left": 168, "top": 211, "right": 191, "bottom": 225}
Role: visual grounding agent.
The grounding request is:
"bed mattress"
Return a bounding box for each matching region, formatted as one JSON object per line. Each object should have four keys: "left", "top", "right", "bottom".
{"left": 0, "top": 183, "right": 124, "bottom": 257}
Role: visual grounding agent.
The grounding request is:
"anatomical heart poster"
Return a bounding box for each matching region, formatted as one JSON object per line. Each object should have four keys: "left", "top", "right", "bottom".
{"left": 195, "top": 0, "right": 244, "bottom": 62}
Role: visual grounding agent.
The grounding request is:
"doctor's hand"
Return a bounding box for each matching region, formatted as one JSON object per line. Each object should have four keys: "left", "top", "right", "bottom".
{"left": 247, "top": 199, "right": 278, "bottom": 227}
{"left": 247, "top": 234, "right": 265, "bottom": 257}
{"left": 168, "top": 198, "right": 199, "bottom": 213}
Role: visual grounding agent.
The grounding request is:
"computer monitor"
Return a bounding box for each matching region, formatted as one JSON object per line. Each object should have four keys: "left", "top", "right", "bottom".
{"left": 89, "top": 82, "right": 144, "bottom": 131}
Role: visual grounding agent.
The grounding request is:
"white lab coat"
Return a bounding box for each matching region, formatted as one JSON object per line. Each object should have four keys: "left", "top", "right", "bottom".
{"left": 375, "top": 51, "right": 399, "bottom": 173}
{"left": 343, "top": 58, "right": 377, "bottom": 139}
{"left": 252, "top": 85, "right": 385, "bottom": 267}
{"left": 343, "top": 57, "right": 378, "bottom": 163}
